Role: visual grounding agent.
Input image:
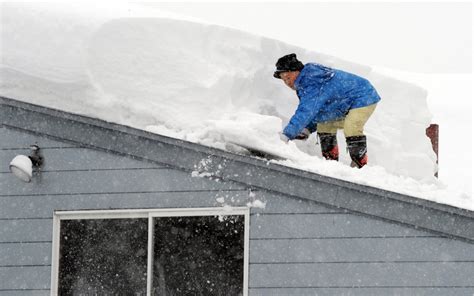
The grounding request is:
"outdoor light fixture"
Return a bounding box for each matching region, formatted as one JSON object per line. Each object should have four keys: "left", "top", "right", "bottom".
{"left": 9, "top": 145, "right": 44, "bottom": 182}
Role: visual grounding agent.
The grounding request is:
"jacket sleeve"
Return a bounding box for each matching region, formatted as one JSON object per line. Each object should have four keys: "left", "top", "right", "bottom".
{"left": 283, "top": 85, "right": 327, "bottom": 139}
{"left": 305, "top": 121, "right": 317, "bottom": 133}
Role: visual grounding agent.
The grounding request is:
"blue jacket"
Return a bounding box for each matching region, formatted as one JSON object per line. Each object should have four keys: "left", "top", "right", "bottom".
{"left": 283, "top": 63, "right": 381, "bottom": 139}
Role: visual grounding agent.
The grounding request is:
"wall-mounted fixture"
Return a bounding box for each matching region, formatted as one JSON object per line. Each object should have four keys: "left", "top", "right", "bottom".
{"left": 9, "top": 145, "right": 44, "bottom": 182}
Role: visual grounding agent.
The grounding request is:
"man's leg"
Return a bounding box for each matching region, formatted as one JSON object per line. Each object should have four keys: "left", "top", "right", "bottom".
{"left": 317, "top": 120, "right": 344, "bottom": 161}
{"left": 343, "top": 104, "right": 377, "bottom": 168}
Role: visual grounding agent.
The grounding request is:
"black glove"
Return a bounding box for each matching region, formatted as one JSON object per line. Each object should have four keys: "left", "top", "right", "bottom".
{"left": 295, "top": 128, "right": 311, "bottom": 140}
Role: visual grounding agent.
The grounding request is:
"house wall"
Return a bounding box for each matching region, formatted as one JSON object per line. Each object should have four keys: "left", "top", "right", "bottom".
{"left": 1, "top": 126, "right": 473, "bottom": 295}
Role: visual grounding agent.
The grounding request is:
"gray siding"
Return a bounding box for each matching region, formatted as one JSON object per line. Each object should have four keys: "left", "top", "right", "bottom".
{"left": 1, "top": 127, "right": 474, "bottom": 295}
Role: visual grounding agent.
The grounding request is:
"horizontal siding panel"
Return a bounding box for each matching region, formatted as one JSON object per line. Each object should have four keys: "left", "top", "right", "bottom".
{"left": 250, "top": 237, "right": 474, "bottom": 263}
{"left": 0, "top": 266, "right": 50, "bottom": 290}
{"left": 0, "top": 168, "right": 244, "bottom": 196}
{"left": 0, "top": 291, "right": 49, "bottom": 296}
{"left": 0, "top": 190, "right": 338, "bottom": 220}
{"left": 0, "top": 291, "right": 49, "bottom": 295}
{"left": 0, "top": 127, "right": 73, "bottom": 149}
{"left": 1, "top": 219, "right": 52, "bottom": 243}
{"left": 0, "top": 242, "right": 51, "bottom": 266}
{"left": 251, "top": 192, "right": 342, "bottom": 215}
{"left": 0, "top": 147, "right": 165, "bottom": 172}
{"left": 339, "top": 189, "right": 474, "bottom": 241}
{"left": 249, "top": 262, "right": 474, "bottom": 288}
{"left": 250, "top": 214, "right": 436, "bottom": 239}
{"left": 249, "top": 287, "right": 474, "bottom": 296}
{"left": 0, "top": 191, "right": 249, "bottom": 219}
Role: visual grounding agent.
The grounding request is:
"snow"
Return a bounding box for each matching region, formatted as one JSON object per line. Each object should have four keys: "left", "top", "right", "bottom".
{"left": 372, "top": 68, "right": 472, "bottom": 197}
{"left": 246, "top": 200, "right": 266, "bottom": 209}
{"left": 0, "top": 3, "right": 472, "bottom": 210}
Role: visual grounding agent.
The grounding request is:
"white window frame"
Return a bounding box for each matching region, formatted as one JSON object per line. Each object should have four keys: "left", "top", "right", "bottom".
{"left": 50, "top": 207, "right": 250, "bottom": 296}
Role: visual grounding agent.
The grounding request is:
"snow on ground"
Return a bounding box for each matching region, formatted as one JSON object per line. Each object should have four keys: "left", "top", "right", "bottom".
{"left": 0, "top": 3, "right": 472, "bottom": 210}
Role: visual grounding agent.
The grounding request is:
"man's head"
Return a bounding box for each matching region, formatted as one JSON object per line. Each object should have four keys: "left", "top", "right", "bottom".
{"left": 274, "top": 53, "right": 304, "bottom": 90}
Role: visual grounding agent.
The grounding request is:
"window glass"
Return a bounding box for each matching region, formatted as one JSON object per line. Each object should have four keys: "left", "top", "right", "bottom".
{"left": 58, "top": 218, "right": 148, "bottom": 295}
{"left": 152, "top": 215, "right": 244, "bottom": 295}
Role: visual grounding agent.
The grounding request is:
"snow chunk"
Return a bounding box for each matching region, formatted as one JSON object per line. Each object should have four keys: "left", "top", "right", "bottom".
{"left": 246, "top": 200, "right": 266, "bottom": 209}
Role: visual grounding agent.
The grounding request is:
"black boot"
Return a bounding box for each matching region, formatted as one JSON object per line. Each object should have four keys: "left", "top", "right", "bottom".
{"left": 346, "top": 135, "right": 368, "bottom": 168}
{"left": 318, "top": 133, "right": 339, "bottom": 161}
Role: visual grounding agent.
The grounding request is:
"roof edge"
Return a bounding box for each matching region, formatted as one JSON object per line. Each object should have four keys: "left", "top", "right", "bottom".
{"left": 2, "top": 96, "right": 473, "bottom": 243}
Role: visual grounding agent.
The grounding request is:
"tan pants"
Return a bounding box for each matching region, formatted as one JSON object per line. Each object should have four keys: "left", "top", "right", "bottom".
{"left": 317, "top": 104, "right": 377, "bottom": 137}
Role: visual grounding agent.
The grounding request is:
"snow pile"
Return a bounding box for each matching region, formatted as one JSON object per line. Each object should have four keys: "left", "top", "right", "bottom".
{"left": 1, "top": 3, "right": 471, "bottom": 210}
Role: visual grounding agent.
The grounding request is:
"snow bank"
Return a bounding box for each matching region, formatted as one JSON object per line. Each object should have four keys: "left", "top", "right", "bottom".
{"left": 1, "top": 3, "right": 471, "bottom": 210}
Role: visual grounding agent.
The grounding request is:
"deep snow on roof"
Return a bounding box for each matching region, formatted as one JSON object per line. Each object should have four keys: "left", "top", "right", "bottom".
{"left": 0, "top": 3, "right": 471, "bottom": 210}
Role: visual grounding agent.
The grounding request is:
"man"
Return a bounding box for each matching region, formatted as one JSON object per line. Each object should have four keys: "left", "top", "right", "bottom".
{"left": 274, "top": 53, "right": 381, "bottom": 168}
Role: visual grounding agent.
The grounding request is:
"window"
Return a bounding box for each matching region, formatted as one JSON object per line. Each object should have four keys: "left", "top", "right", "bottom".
{"left": 58, "top": 218, "right": 148, "bottom": 294}
{"left": 51, "top": 208, "right": 249, "bottom": 296}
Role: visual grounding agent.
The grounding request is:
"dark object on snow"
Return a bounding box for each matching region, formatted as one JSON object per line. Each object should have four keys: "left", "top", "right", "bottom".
{"left": 295, "top": 128, "right": 311, "bottom": 140}
{"left": 318, "top": 133, "right": 339, "bottom": 161}
{"left": 346, "top": 135, "right": 368, "bottom": 168}
{"left": 273, "top": 53, "right": 304, "bottom": 78}
{"left": 245, "top": 147, "right": 286, "bottom": 161}
{"left": 426, "top": 124, "right": 439, "bottom": 177}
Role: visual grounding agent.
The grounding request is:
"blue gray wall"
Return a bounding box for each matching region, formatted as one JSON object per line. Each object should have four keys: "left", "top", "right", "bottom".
{"left": 1, "top": 126, "right": 474, "bottom": 295}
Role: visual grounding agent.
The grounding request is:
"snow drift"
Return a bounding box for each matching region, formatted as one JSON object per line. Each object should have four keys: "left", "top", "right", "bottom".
{"left": 1, "top": 3, "right": 471, "bottom": 210}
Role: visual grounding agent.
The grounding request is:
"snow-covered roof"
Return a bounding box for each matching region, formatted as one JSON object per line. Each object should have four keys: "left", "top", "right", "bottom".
{"left": 2, "top": 96, "right": 473, "bottom": 243}
{"left": 1, "top": 3, "right": 471, "bottom": 210}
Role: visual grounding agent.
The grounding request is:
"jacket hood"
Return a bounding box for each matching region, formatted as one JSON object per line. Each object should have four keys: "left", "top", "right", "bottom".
{"left": 295, "top": 63, "right": 335, "bottom": 90}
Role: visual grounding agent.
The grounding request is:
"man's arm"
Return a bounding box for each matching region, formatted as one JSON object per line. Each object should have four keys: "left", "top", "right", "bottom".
{"left": 283, "top": 86, "right": 326, "bottom": 139}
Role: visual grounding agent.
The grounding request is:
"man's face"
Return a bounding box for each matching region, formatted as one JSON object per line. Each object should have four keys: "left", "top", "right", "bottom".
{"left": 279, "top": 71, "right": 300, "bottom": 90}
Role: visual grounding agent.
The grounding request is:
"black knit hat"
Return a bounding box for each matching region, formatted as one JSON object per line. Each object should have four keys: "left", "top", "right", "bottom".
{"left": 273, "top": 53, "right": 304, "bottom": 79}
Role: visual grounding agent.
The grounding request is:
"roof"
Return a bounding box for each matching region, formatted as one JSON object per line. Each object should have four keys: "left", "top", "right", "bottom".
{"left": 1, "top": 95, "right": 473, "bottom": 243}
